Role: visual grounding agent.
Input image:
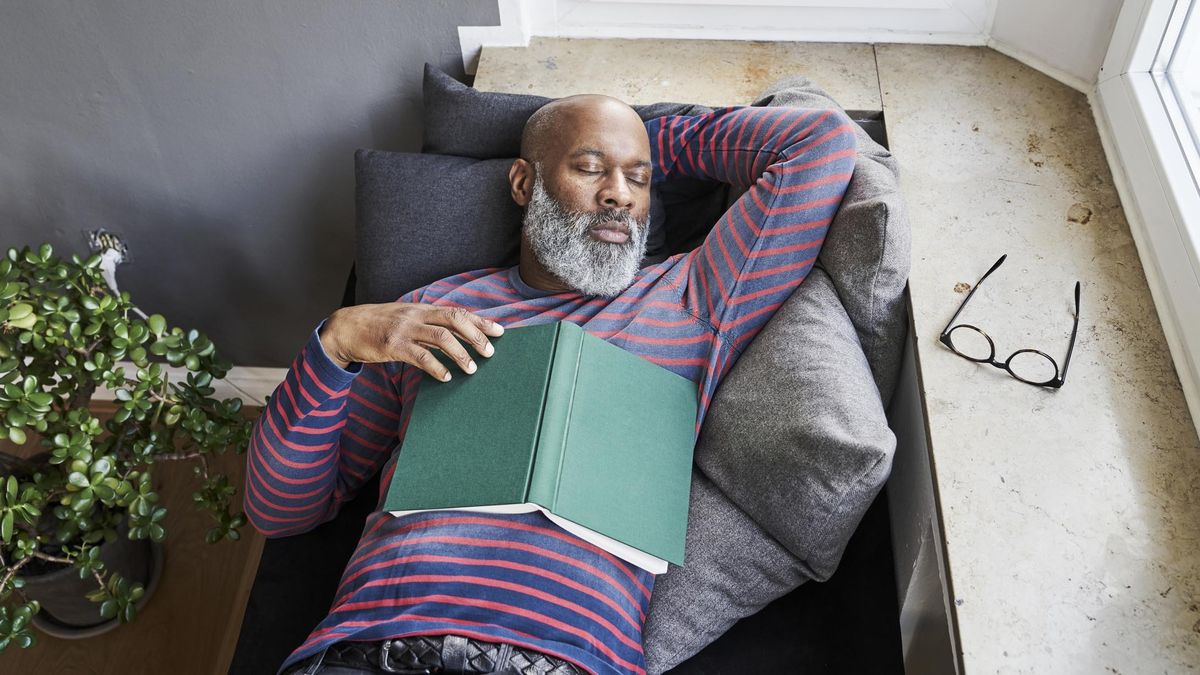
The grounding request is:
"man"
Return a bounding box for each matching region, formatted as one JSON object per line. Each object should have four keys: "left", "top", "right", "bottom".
{"left": 248, "top": 94, "right": 857, "bottom": 675}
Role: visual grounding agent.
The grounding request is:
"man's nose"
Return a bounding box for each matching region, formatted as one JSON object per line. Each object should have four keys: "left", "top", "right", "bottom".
{"left": 597, "top": 173, "right": 635, "bottom": 211}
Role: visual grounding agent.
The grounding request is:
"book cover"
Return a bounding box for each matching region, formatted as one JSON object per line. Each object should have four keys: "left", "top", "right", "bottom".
{"left": 382, "top": 321, "right": 699, "bottom": 573}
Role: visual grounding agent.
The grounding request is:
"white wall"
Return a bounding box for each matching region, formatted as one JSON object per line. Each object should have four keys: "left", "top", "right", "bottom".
{"left": 462, "top": 0, "right": 1127, "bottom": 90}
{"left": 990, "top": 0, "right": 1126, "bottom": 88}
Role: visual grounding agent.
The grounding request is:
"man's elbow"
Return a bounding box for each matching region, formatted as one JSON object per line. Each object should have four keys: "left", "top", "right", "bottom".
{"left": 242, "top": 490, "right": 322, "bottom": 539}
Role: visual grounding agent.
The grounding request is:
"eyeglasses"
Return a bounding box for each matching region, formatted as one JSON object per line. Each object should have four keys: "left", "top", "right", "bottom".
{"left": 939, "top": 254, "right": 1081, "bottom": 388}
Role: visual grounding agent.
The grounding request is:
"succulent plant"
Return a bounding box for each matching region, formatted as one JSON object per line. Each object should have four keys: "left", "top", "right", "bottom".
{"left": 0, "top": 243, "right": 253, "bottom": 649}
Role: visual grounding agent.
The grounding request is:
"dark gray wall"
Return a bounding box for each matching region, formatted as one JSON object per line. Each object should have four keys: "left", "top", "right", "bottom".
{"left": 0, "top": 1, "right": 498, "bottom": 366}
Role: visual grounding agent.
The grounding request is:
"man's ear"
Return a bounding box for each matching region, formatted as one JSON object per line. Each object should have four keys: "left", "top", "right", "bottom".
{"left": 509, "top": 159, "right": 534, "bottom": 208}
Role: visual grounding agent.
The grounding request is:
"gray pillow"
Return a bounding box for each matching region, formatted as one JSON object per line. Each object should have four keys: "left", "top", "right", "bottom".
{"left": 354, "top": 151, "right": 522, "bottom": 305}
{"left": 752, "top": 78, "right": 912, "bottom": 403}
{"left": 642, "top": 78, "right": 908, "bottom": 672}
{"left": 644, "top": 470, "right": 812, "bottom": 674}
{"left": 422, "top": 63, "right": 713, "bottom": 159}
{"left": 644, "top": 267, "right": 896, "bottom": 673}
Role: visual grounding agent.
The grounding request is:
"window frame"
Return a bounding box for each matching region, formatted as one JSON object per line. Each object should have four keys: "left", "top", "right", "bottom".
{"left": 1095, "top": 0, "right": 1200, "bottom": 435}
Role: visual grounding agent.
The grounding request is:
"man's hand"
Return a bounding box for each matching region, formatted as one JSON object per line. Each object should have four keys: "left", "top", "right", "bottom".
{"left": 318, "top": 303, "right": 504, "bottom": 382}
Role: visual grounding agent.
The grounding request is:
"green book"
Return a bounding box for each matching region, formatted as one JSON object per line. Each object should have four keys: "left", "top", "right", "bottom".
{"left": 382, "top": 321, "right": 699, "bottom": 574}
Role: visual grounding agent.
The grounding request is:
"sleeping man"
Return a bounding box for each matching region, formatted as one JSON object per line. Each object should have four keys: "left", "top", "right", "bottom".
{"left": 247, "top": 94, "right": 857, "bottom": 675}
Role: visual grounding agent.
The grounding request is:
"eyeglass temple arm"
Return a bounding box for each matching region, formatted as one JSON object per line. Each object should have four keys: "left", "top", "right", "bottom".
{"left": 1058, "top": 282, "right": 1081, "bottom": 381}
{"left": 941, "top": 254, "right": 1008, "bottom": 335}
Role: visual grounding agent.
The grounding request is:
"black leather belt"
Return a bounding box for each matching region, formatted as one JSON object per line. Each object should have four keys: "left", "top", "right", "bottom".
{"left": 286, "top": 634, "right": 584, "bottom": 674}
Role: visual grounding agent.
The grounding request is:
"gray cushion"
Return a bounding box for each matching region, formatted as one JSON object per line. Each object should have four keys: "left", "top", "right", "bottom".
{"left": 752, "top": 78, "right": 912, "bottom": 403}
{"left": 422, "top": 64, "right": 713, "bottom": 159}
{"left": 644, "top": 268, "right": 896, "bottom": 673}
{"left": 642, "top": 79, "right": 908, "bottom": 672}
{"left": 643, "top": 470, "right": 812, "bottom": 674}
{"left": 354, "top": 152, "right": 523, "bottom": 305}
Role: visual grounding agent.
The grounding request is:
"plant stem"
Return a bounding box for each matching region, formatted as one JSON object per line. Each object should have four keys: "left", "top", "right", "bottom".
{"left": 0, "top": 556, "right": 30, "bottom": 596}
{"left": 30, "top": 551, "right": 72, "bottom": 565}
{"left": 155, "top": 451, "right": 203, "bottom": 462}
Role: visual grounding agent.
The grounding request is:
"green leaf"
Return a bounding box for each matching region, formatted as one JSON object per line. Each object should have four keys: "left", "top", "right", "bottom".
{"left": 115, "top": 389, "right": 132, "bottom": 402}
{"left": 5, "top": 409, "right": 27, "bottom": 427}
{"left": 81, "top": 296, "right": 99, "bottom": 311}
{"left": 67, "top": 472, "right": 89, "bottom": 488}
{"left": 1, "top": 511, "right": 12, "bottom": 543}
{"left": 5, "top": 476, "right": 15, "bottom": 500}
{"left": 148, "top": 314, "right": 166, "bottom": 337}
{"left": 7, "top": 427, "right": 26, "bottom": 445}
{"left": 38, "top": 243, "right": 52, "bottom": 261}
{"left": 184, "top": 354, "right": 200, "bottom": 371}
{"left": 6, "top": 303, "right": 32, "bottom": 322}
{"left": 92, "top": 458, "right": 111, "bottom": 475}
{"left": 99, "top": 600, "right": 117, "bottom": 620}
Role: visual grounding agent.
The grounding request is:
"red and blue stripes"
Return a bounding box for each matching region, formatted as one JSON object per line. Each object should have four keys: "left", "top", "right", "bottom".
{"left": 246, "top": 105, "right": 857, "bottom": 675}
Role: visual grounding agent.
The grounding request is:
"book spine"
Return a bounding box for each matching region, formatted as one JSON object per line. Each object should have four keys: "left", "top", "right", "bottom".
{"left": 526, "top": 323, "right": 584, "bottom": 509}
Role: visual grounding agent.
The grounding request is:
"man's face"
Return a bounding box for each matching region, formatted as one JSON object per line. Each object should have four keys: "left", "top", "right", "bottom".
{"left": 517, "top": 99, "right": 654, "bottom": 297}
{"left": 523, "top": 171, "right": 651, "bottom": 297}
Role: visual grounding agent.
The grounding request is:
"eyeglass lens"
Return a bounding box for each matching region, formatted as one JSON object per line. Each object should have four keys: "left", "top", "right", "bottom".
{"left": 944, "top": 325, "right": 1060, "bottom": 385}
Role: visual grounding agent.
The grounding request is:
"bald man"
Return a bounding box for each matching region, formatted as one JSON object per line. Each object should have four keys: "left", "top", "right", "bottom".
{"left": 250, "top": 94, "right": 858, "bottom": 675}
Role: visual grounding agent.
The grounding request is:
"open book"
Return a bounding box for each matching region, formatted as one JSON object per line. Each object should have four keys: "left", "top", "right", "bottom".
{"left": 382, "top": 321, "right": 699, "bottom": 574}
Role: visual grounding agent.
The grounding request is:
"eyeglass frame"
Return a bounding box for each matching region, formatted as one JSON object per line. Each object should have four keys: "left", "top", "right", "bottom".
{"left": 938, "top": 254, "right": 1081, "bottom": 388}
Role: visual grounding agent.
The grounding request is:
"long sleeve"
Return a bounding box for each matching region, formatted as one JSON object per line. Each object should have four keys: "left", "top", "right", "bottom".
{"left": 647, "top": 106, "right": 858, "bottom": 353}
{"left": 244, "top": 322, "right": 406, "bottom": 538}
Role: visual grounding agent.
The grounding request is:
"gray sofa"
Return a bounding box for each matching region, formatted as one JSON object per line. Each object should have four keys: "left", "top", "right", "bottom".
{"left": 230, "top": 68, "right": 911, "bottom": 675}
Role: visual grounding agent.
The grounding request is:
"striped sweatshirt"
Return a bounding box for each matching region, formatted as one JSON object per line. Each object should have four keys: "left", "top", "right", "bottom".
{"left": 247, "top": 105, "right": 858, "bottom": 675}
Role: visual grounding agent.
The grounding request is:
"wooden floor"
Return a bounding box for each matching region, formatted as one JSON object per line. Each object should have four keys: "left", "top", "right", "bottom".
{"left": 1, "top": 404, "right": 264, "bottom": 675}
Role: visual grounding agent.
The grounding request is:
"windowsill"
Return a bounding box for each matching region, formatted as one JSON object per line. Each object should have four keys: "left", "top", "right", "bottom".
{"left": 475, "top": 37, "right": 1200, "bottom": 673}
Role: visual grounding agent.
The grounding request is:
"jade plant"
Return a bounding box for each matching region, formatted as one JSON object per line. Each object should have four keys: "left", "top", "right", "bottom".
{"left": 0, "top": 244, "right": 253, "bottom": 650}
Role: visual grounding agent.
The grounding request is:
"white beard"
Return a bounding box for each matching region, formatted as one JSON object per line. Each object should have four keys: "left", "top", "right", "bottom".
{"left": 522, "top": 173, "right": 651, "bottom": 297}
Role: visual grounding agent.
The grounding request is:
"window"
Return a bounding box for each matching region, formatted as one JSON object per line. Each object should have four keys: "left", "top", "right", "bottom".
{"left": 1096, "top": 0, "right": 1200, "bottom": 433}
{"left": 1165, "top": 1, "right": 1200, "bottom": 188}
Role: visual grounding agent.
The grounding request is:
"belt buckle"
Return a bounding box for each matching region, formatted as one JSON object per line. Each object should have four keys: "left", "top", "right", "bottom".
{"left": 379, "top": 639, "right": 438, "bottom": 675}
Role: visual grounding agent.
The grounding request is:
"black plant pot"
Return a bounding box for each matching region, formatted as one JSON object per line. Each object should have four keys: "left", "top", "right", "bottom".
{"left": 20, "top": 518, "right": 165, "bottom": 639}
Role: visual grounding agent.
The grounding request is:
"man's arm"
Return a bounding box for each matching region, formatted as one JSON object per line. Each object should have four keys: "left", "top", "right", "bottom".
{"left": 647, "top": 106, "right": 858, "bottom": 352}
{"left": 244, "top": 296, "right": 503, "bottom": 538}
{"left": 243, "top": 323, "right": 404, "bottom": 538}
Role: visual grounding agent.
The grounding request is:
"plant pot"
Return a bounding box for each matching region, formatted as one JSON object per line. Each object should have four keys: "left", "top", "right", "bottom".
{"left": 20, "top": 518, "right": 165, "bottom": 639}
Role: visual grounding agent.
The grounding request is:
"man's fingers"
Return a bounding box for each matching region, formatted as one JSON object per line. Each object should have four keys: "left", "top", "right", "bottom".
{"left": 403, "top": 344, "right": 453, "bottom": 382}
{"left": 433, "top": 308, "right": 500, "bottom": 358}
{"left": 416, "top": 325, "right": 476, "bottom": 375}
{"left": 480, "top": 316, "right": 505, "bottom": 337}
